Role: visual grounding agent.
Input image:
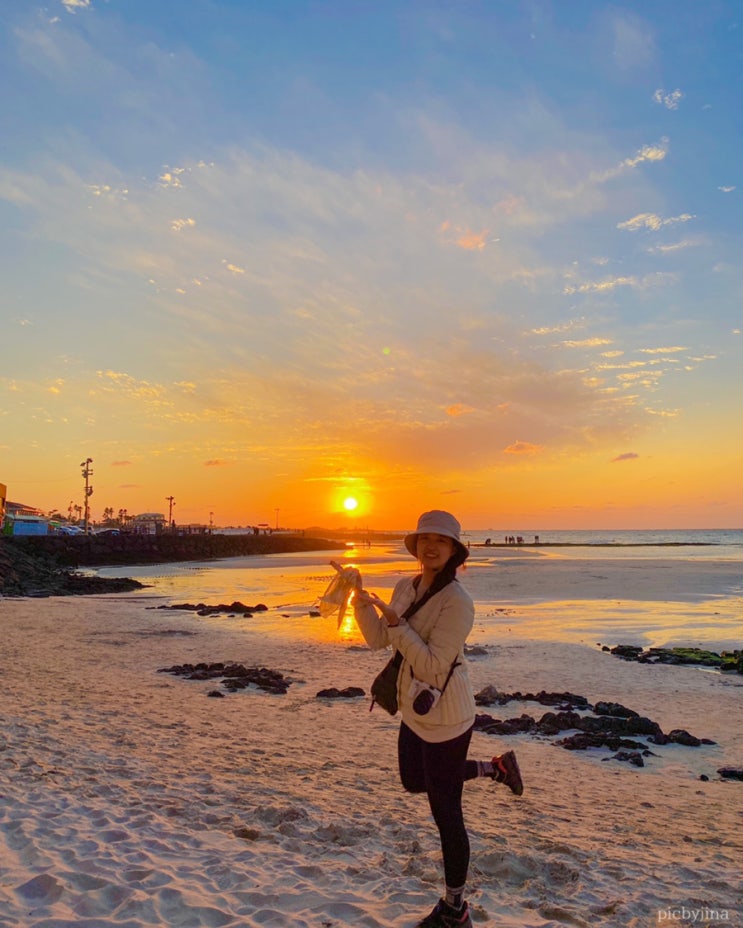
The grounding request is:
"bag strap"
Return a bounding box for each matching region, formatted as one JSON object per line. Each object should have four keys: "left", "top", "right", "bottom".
{"left": 439, "top": 659, "right": 461, "bottom": 695}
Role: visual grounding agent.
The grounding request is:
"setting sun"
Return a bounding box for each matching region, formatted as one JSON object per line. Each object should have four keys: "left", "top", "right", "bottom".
{"left": 343, "top": 496, "right": 359, "bottom": 512}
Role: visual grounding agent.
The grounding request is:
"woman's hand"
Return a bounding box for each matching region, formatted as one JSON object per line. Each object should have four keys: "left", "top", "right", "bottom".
{"left": 355, "top": 589, "right": 401, "bottom": 627}
{"left": 331, "top": 561, "right": 361, "bottom": 586}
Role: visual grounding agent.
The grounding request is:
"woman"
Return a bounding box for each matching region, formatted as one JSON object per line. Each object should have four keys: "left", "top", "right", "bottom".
{"left": 352, "top": 510, "right": 523, "bottom": 928}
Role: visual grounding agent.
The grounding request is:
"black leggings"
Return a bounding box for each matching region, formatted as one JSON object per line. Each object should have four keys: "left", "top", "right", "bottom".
{"left": 398, "top": 722, "right": 478, "bottom": 889}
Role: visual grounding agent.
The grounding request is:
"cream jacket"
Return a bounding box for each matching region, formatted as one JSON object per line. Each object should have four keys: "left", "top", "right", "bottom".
{"left": 355, "top": 576, "right": 476, "bottom": 743}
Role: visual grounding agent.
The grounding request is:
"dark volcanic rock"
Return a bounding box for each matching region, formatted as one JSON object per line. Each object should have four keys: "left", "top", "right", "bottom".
{"left": 158, "top": 601, "right": 269, "bottom": 616}
{"left": 667, "top": 729, "right": 707, "bottom": 746}
{"left": 158, "top": 661, "right": 291, "bottom": 695}
{"left": 718, "top": 766, "right": 743, "bottom": 781}
{"left": 474, "top": 687, "right": 590, "bottom": 710}
{"left": 556, "top": 733, "right": 648, "bottom": 752}
{"left": 316, "top": 687, "right": 366, "bottom": 699}
{"left": 473, "top": 687, "right": 712, "bottom": 770}
{"left": 473, "top": 713, "right": 536, "bottom": 735}
{"left": 594, "top": 701, "right": 639, "bottom": 719}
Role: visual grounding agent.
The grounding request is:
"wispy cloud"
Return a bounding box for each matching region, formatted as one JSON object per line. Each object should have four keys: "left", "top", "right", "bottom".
{"left": 589, "top": 139, "right": 669, "bottom": 184}
{"left": 620, "top": 140, "right": 668, "bottom": 170}
{"left": 646, "top": 239, "right": 699, "bottom": 254}
{"left": 564, "top": 275, "right": 636, "bottom": 294}
{"left": 562, "top": 338, "right": 614, "bottom": 349}
{"left": 171, "top": 218, "right": 196, "bottom": 232}
{"left": 611, "top": 452, "right": 639, "bottom": 462}
{"left": 61, "top": 0, "right": 92, "bottom": 12}
{"left": 562, "top": 272, "right": 674, "bottom": 294}
{"left": 637, "top": 346, "right": 687, "bottom": 355}
{"left": 652, "top": 88, "right": 683, "bottom": 110}
{"left": 617, "top": 212, "right": 695, "bottom": 232}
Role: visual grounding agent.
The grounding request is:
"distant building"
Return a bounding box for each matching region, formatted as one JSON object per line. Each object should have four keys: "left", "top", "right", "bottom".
{"left": 130, "top": 512, "right": 167, "bottom": 534}
{"left": 176, "top": 524, "right": 210, "bottom": 535}
{"left": 0, "top": 482, "right": 6, "bottom": 528}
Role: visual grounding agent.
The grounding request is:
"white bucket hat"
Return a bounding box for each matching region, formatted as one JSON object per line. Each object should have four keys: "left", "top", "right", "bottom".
{"left": 404, "top": 510, "right": 469, "bottom": 564}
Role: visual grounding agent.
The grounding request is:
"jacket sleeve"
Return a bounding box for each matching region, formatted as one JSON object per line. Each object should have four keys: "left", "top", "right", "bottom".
{"left": 387, "top": 585, "right": 474, "bottom": 687}
{"left": 353, "top": 598, "right": 390, "bottom": 651}
{"left": 353, "top": 577, "right": 413, "bottom": 651}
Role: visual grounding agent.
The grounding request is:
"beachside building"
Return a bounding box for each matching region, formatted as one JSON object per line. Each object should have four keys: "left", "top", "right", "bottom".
{"left": 0, "top": 482, "right": 6, "bottom": 529}
{"left": 2, "top": 499, "right": 50, "bottom": 536}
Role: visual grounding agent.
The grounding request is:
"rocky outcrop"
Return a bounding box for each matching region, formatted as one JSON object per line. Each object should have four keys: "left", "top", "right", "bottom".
{"left": 158, "top": 662, "right": 292, "bottom": 694}
{"left": 157, "top": 601, "right": 269, "bottom": 616}
{"left": 473, "top": 689, "right": 717, "bottom": 770}
{"left": 0, "top": 540, "right": 143, "bottom": 597}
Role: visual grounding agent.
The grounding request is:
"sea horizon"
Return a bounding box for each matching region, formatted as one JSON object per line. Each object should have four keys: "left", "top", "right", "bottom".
{"left": 220, "top": 526, "right": 743, "bottom": 562}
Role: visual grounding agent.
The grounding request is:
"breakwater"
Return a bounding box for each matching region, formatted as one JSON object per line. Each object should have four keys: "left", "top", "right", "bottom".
{"left": 4, "top": 533, "right": 343, "bottom": 569}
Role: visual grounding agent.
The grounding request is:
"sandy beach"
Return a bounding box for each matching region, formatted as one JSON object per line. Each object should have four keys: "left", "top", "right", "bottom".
{"left": 1, "top": 549, "right": 741, "bottom": 927}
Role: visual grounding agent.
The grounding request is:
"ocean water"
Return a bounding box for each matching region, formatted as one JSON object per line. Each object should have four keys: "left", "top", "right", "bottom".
{"left": 98, "top": 529, "right": 743, "bottom": 652}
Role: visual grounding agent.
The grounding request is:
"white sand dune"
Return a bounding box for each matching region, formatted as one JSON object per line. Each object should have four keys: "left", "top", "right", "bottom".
{"left": 1, "top": 554, "right": 741, "bottom": 927}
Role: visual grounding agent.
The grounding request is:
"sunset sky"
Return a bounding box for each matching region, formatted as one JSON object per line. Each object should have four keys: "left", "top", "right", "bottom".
{"left": 1, "top": 1, "right": 741, "bottom": 531}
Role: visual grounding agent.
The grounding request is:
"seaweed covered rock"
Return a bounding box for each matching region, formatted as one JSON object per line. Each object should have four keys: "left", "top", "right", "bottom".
{"left": 603, "top": 643, "right": 743, "bottom": 674}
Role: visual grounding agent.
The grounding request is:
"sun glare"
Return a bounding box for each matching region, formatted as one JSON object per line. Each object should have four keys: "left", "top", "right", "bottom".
{"left": 343, "top": 496, "right": 359, "bottom": 511}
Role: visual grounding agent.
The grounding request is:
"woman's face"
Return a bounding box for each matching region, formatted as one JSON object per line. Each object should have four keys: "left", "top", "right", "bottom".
{"left": 416, "top": 532, "right": 455, "bottom": 571}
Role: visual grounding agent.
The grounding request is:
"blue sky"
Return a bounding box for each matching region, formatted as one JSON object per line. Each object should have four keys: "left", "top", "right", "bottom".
{"left": 0, "top": 0, "right": 741, "bottom": 528}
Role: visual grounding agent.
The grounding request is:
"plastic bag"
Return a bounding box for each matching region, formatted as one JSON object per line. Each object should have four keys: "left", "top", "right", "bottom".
{"left": 319, "top": 560, "right": 356, "bottom": 628}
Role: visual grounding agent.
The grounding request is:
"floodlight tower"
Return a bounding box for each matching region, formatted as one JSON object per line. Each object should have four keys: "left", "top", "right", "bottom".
{"left": 166, "top": 495, "right": 176, "bottom": 530}
{"left": 80, "top": 458, "right": 93, "bottom": 535}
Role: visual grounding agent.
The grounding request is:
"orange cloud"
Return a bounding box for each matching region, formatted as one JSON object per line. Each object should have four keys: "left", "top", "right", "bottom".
{"left": 457, "top": 230, "right": 488, "bottom": 251}
{"left": 504, "top": 441, "right": 543, "bottom": 456}
{"left": 446, "top": 403, "right": 474, "bottom": 417}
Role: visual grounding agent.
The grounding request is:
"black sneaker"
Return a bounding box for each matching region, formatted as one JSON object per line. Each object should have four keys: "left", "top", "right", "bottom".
{"left": 416, "top": 898, "right": 473, "bottom": 927}
{"left": 492, "top": 750, "right": 524, "bottom": 796}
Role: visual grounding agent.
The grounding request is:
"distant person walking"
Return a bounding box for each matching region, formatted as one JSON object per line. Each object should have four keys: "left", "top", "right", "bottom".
{"left": 352, "top": 510, "right": 523, "bottom": 928}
